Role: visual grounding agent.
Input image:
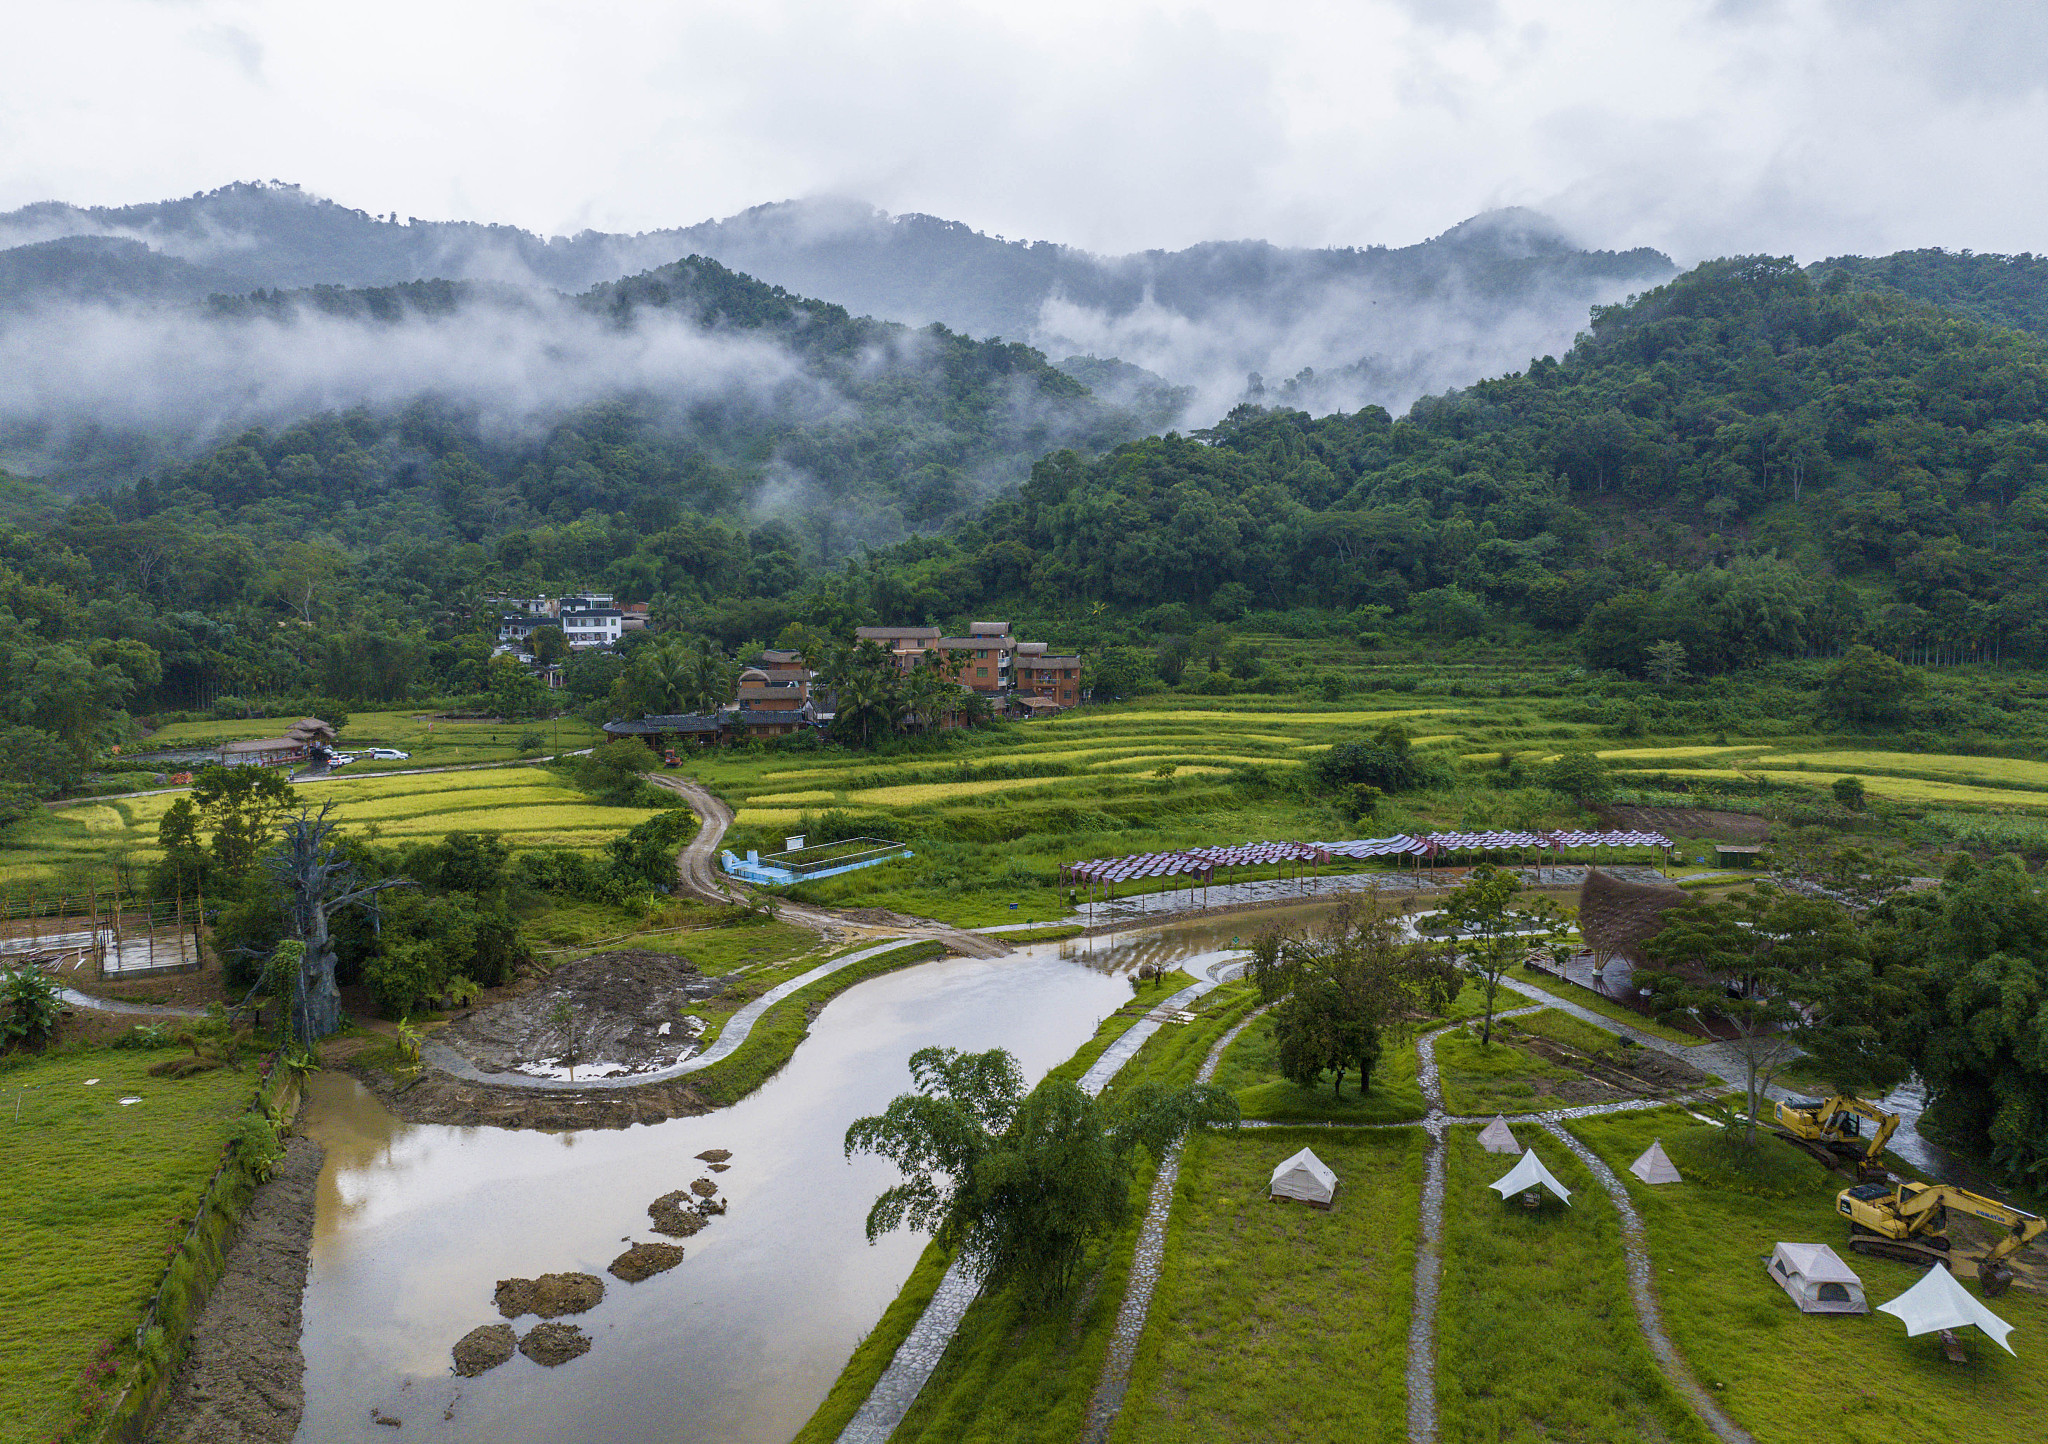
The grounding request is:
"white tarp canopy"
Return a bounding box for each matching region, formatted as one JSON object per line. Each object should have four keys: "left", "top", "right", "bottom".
{"left": 1877, "top": 1262, "right": 2018, "bottom": 1356}
{"left": 1766, "top": 1242, "right": 1868, "bottom": 1314}
{"left": 1488, "top": 1148, "right": 1572, "bottom": 1205}
{"left": 1270, "top": 1147, "right": 1339, "bottom": 1206}
{"left": 1630, "top": 1140, "right": 1683, "bottom": 1185}
{"left": 1478, "top": 1117, "right": 1521, "bottom": 1154}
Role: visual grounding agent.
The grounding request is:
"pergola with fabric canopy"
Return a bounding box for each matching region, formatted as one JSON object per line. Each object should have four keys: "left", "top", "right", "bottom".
{"left": 1877, "top": 1262, "right": 2018, "bottom": 1356}
{"left": 1059, "top": 829, "right": 1675, "bottom": 913}
{"left": 1488, "top": 1148, "right": 1573, "bottom": 1206}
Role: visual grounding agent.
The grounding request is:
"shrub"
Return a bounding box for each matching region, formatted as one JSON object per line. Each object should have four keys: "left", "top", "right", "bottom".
{"left": 0, "top": 966, "right": 62, "bottom": 1049}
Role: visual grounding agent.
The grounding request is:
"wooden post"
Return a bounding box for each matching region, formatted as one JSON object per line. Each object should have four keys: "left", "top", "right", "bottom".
{"left": 175, "top": 894, "right": 185, "bottom": 970}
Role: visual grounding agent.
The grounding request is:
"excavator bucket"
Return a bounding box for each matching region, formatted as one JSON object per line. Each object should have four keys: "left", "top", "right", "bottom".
{"left": 1980, "top": 1258, "right": 2016, "bottom": 1299}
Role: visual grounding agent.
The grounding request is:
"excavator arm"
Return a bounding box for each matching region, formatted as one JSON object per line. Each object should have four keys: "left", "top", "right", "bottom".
{"left": 1816, "top": 1097, "right": 1899, "bottom": 1161}
{"left": 1864, "top": 1183, "right": 2045, "bottom": 1296}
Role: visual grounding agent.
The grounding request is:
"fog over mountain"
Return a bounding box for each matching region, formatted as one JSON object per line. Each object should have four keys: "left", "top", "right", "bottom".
{"left": 0, "top": 182, "right": 1675, "bottom": 424}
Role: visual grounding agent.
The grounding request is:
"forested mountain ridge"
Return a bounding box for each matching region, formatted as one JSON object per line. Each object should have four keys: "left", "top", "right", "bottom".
{"left": 7, "top": 253, "right": 1153, "bottom": 543}
{"left": 860, "top": 256, "right": 2048, "bottom": 670}
{"left": 1811, "top": 249, "right": 2048, "bottom": 341}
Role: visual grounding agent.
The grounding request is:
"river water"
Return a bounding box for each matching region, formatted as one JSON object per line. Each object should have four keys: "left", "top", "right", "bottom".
{"left": 291, "top": 912, "right": 1301, "bottom": 1444}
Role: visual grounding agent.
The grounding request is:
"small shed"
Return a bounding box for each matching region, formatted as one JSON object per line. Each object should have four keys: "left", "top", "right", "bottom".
{"left": 1478, "top": 1117, "right": 1521, "bottom": 1154}
{"left": 1269, "top": 1148, "right": 1338, "bottom": 1208}
{"left": 1766, "top": 1242, "right": 1868, "bottom": 1314}
{"left": 1877, "top": 1259, "right": 2017, "bottom": 1355}
{"left": 1488, "top": 1148, "right": 1572, "bottom": 1206}
{"left": 1629, "top": 1140, "right": 1683, "bottom": 1185}
{"left": 1714, "top": 844, "right": 1764, "bottom": 869}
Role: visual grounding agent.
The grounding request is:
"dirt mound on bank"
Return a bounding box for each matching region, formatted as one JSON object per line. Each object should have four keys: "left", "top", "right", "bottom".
{"left": 609, "top": 1242, "right": 686, "bottom": 1283}
{"left": 452, "top": 1323, "right": 517, "bottom": 1376}
{"left": 649, "top": 1190, "right": 709, "bottom": 1236}
{"left": 495, "top": 1272, "right": 603, "bottom": 1319}
{"left": 438, "top": 950, "right": 728, "bottom": 1078}
{"left": 149, "top": 1138, "right": 324, "bottom": 1444}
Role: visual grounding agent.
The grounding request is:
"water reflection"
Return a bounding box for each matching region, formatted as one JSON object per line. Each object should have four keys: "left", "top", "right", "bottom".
{"left": 294, "top": 924, "right": 1255, "bottom": 1444}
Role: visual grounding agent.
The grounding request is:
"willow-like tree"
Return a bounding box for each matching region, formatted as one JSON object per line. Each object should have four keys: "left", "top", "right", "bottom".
{"left": 846, "top": 1046, "right": 1237, "bottom": 1304}
{"left": 266, "top": 803, "right": 411, "bottom": 1043}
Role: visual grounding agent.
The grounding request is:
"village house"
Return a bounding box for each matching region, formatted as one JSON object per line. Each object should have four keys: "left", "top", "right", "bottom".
{"left": 854, "top": 620, "right": 1082, "bottom": 712}
{"left": 216, "top": 717, "right": 337, "bottom": 769}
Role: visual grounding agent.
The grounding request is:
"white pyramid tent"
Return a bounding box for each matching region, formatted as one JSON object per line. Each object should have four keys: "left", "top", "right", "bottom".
{"left": 1477, "top": 1117, "right": 1521, "bottom": 1154}
{"left": 1269, "top": 1147, "right": 1339, "bottom": 1208}
{"left": 1629, "top": 1139, "right": 1683, "bottom": 1185}
{"left": 1488, "top": 1148, "right": 1572, "bottom": 1205}
{"left": 1877, "top": 1262, "right": 2018, "bottom": 1356}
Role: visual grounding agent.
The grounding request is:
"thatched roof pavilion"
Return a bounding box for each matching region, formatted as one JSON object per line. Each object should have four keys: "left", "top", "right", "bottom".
{"left": 1577, "top": 866, "right": 1687, "bottom": 970}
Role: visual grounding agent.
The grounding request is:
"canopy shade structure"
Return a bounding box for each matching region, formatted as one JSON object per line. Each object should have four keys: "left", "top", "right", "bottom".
{"left": 1877, "top": 1262, "right": 2018, "bottom": 1356}
{"left": 1767, "top": 1242, "right": 1868, "bottom": 1314}
{"left": 1061, "top": 830, "right": 1675, "bottom": 884}
{"left": 1629, "top": 1140, "right": 1683, "bottom": 1185}
{"left": 1477, "top": 1117, "right": 1521, "bottom": 1154}
{"left": 1269, "top": 1147, "right": 1339, "bottom": 1207}
{"left": 1488, "top": 1148, "right": 1572, "bottom": 1205}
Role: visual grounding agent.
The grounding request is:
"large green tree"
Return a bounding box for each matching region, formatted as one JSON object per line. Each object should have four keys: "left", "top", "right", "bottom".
{"left": 846, "top": 1046, "right": 1237, "bottom": 1304}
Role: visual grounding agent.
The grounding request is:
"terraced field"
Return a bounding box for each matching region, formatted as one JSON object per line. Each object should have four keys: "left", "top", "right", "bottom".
{"left": 133, "top": 709, "right": 602, "bottom": 773}
{"left": 0, "top": 768, "right": 660, "bottom": 891}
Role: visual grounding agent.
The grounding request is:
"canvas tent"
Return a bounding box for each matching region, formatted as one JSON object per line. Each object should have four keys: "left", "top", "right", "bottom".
{"left": 1269, "top": 1148, "right": 1339, "bottom": 1208}
{"left": 1629, "top": 1140, "right": 1683, "bottom": 1185}
{"left": 1877, "top": 1261, "right": 2018, "bottom": 1356}
{"left": 1478, "top": 1117, "right": 1521, "bottom": 1154}
{"left": 1766, "top": 1243, "right": 1868, "bottom": 1314}
{"left": 1488, "top": 1148, "right": 1572, "bottom": 1205}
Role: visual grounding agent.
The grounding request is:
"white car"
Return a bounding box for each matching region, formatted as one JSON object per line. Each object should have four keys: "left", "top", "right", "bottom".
{"left": 366, "top": 748, "right": 411, "bottom": 761}
{"left": 326, "top": 754, "right": 355, "bottom": 767}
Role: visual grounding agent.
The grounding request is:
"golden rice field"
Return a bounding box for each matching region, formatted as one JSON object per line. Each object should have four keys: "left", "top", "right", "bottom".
{"left": 0, "top": 768, "right": 660, "bottom": 890}
{"left": 134, "top": 709, "right": 603, "bottom": 773}
{"left": 1754, "top": 750, "right": 2048, "bottom": 791}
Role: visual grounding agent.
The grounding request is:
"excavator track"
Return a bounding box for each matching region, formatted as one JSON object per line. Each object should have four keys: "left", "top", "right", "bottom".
{"left": 1846, "top": 1231, "right": 1952, "bottom": 1271}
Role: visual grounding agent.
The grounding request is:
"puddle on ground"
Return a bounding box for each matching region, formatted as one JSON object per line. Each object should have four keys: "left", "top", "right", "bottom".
{"left": 294, "top": 929, "right": 1233, "bottom": 1444}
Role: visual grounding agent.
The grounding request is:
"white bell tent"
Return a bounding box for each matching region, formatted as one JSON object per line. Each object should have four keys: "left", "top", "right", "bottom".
{"left": 1877, "top": 1262, "right": 2017, "bottom": 1356}
{"left": 1765, "top": 1242, "right": 1868, "bottom": 1314}
{"left": 1488, "top": 1148, "right": 1572, "bottom": 1205}
{"left": 1269, "top": 1147, "right": 1339, "bottom": 1208}
{"left": 1629, "top": 1140, "right": 1683, "bottom": 1185}
{"left": 1477, "top": 1117, "right": 1521, "bottom": 1154}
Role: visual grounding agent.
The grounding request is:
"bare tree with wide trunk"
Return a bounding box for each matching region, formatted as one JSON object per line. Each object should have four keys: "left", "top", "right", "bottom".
{"left": 266, "top": 804, "right": 411, "bottom": 1044}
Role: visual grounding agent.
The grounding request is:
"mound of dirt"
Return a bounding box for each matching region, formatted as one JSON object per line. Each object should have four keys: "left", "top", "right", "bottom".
{"left": 518, "top": 1322, "right": 592, "bottom": 1367}
{"left": 438, "top": 950, "right": 728, "bottom": 1078}
{"left": 649, "top": 1190, "right": 708, "bottom": 1237}
{"left": 452, "top": 1323, "right": 517, "bottom": 1377}
{"left": 495, "top": 1272, "right": 603, "bottom": 1319}
{"left": 689, "top": 1177, "right": 718, "bottom": 1198}
{"left": 1599, "top": 805, "right": 1768, "bottom": 843}
{"left": 609, "top": 1242, "right": 685, "bottom": 1283}
{"left": 695, "top": 1148, "right": 732, "bottom": 1162}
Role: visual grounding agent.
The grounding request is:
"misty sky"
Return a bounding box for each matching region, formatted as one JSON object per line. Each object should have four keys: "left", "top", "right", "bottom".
{"left": 2, "top": 1, "right": 2042, "bottom": 262}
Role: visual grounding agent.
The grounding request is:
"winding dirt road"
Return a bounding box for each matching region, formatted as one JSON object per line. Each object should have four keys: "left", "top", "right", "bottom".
{"left": 648, "top": 774, "right": 1011, "bottom": 959}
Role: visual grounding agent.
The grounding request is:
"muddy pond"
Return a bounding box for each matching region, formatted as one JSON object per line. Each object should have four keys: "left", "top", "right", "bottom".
{"left": 292, "top": 911, "right": 1293, "bottom": 1444}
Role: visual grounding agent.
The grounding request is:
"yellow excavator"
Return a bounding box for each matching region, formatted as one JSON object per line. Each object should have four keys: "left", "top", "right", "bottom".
{"left": 1771, "top": 1095, "right": 1898, "bottom": 1180}
{"left": 1837, "top": 1181, "right": 2045, "bottom": 1297}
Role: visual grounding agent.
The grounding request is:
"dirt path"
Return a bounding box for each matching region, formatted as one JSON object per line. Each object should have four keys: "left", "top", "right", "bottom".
{"left": 150, "top": 1137, "right": 324, "bottom": 1444}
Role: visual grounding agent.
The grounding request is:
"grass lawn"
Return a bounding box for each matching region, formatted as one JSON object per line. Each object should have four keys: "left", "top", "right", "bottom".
{"left": 1566, "top": 1108, "right": 2048, "bottom": 1444}
{"left": 1508, "top": 1007, "right": 1636, "bottom": 1061}
{"left": 0, "top": 1047, "right": 255, "bottom": 1442}
{"left": 1434, "top": 1027, "right": 1584, "bottom": 1117}
{"left": 1, "top": 767, "right": 660, "bottom": 892}
{"left": 1436, "top": 1127, "right": 1713, "bottom": 1444}
{"left": 1210, "top": 1011, "right": 1426, "bottom": 1124}
{"left": 1109, "top": 1127, "right": 1422, "bottom": 1444}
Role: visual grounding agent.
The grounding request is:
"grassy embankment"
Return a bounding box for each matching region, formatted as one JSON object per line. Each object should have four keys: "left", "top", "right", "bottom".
{"left": 1567, "top": 1108, "right": 2048, "bottom": 1444}
{"left": 0, "top": 765, "right": 662, "bottom": 894}
{"left": 791, "top": 979, "right": 1259, "bottom": 1444}
{"left": 0, "top": 1048, "right": 255, "bottom": 1443}
{"left": 1435, "top": 1127, "right": 1715, "bottom": 1444}
{"left": 132, "top": 708, "right": 604, "bottom": 775}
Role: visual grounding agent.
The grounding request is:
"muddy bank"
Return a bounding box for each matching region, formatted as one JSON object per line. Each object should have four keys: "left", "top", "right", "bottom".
{"left": 150, "top": 1137, "right": 324, "bottom": 1444}
{"left": 337, "top": 1050, "right": 715, "bottom": 1129}
{"left": 439, "top": 950, "right": 729, "bottom": 1080}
